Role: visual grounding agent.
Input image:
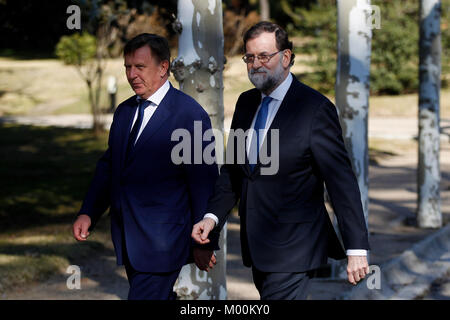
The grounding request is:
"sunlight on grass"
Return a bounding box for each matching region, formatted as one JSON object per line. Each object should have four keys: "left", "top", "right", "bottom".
{"left": 0, "top": 124, "right": 113, "bottom": 293}
{"left": 0, "top": 219, "right": 112, "bottom": 293}
{"left": 0, "top": 253, "right": 68, "bottom": 291}
{"left": 5, "top": 235, "right": 56, "bottom": 245}
{"left": 369, "top": 138, "right": 418, "bottom": 156}
{"left": 370, "top": 90, "right": 450, "bottom": 118}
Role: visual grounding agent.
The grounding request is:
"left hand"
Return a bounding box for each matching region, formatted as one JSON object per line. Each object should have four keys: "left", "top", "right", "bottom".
{"left": 347, "top": 255, "right": 369, "bottom": 285}
{"left": 193, "top": 248, "right": 217, "bottom": 272}
{"left": 191, "top": 218, "right": 216, "bottom": 245}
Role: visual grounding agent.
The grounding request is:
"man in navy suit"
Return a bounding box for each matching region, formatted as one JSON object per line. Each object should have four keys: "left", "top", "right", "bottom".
{"left": 192, "top": 22, "right": 370, "bottom": 299}
{"left": 72, "top": 33, "right": 218, "bottom": 300}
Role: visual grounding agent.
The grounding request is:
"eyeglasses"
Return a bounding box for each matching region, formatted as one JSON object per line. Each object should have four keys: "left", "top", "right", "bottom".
{"left": 242, "top": 50, "right": 283, "bottom": 64}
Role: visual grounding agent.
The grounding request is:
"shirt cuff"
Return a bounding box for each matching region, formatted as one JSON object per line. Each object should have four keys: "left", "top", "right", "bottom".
{"left": 203, "top": 213, "right": 218, "bottom": 226}
{"left": 346, "top": 249, "right": 367, "bottom": 256}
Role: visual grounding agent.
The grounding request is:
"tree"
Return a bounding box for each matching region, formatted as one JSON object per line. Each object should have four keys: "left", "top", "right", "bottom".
{"left": 417, "top": 0, "right": 442, "bottom": 228}
{"left": 56, "top": 1, "right": 131, "bottom": 135}
{"left": 333, "top": 0, "right": 372, "bottom": 275}
{"left": 56, "top": 32, "right": 104, "bottom": 135}
{"left": 259, "top": 0, "right": 270, "bottom": 20}
{"left": 172, "top": 0, "right": 226, "bottom": 299}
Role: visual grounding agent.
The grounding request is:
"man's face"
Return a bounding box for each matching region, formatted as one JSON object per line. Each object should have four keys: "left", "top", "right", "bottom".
{"left": 245, "top": 32, "right": 291, "bottom": 94}
{"left": 124, "top": 46, "right": 168, "bottom": 99}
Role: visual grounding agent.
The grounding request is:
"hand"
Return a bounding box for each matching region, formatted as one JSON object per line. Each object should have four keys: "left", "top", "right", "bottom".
{"left": 193, "top": 248, "right": 217, "bottom": 272}
{"left": 72, "top": 214, "right": 92, "bottom": 241}
{"left": 347, "top": 255, "right": 369, "bottom": 285}
{"left": 191, "top": 218, "right": 216, "bottom": 244}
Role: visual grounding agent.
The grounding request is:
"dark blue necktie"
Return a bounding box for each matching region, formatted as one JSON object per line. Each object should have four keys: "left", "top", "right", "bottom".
{"left": 126, "top": 99, "right": 151, "bottom": 160}
{"left": 250, "top": 96, "right": 272, "bottom": 171}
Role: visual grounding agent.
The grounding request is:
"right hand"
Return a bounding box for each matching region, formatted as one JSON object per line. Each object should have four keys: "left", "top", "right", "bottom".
{"left": 72, "top": 214, "right": 92, "bottom": 241}
{"left": 193, "top": 248, "right": 217, "bottom": 272}
{"left": 191, "top": 218, "right": 216, "bottom": 244}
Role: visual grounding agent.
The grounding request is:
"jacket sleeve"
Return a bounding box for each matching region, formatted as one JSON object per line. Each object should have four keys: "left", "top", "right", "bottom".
{"left": 183, "top": 110, "right": 220, "bottom": 250}
{"left": 206, "top": 163, "right": 240, "bottom": 232}
{"left": 310, "top": 99, "right": 370, "bottom": 251}
{"left": 203, "top": 104, "right": 246, "bottom": 249}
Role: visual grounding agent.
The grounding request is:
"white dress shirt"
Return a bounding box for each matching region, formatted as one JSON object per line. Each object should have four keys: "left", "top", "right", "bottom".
{"left": 246, "top": 73, "right": 293, "bottom": 164}
{"left": 131, "top": 79, "right": 170, "bottom": 143}
{"left": 204, "top": 74, "right": 366, "bottom": 256}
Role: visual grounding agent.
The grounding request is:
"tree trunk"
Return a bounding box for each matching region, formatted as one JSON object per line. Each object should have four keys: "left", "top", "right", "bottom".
{"left": 93, "top": 64, "right": 103, "bottom": 136}
{"left": 333, "top": 0, "right": 372, "bottom": 277}
{"left": 417, "top": 0, "right": 442, "bottom": 228}
{"left": 259, "top": 0, "right": 270, "bottom": 21}
{"left": 172, "top": 0, "right": 227, "bottom": 300}
{"left": 86, "top": 80, "right": 101, "bottom": 137}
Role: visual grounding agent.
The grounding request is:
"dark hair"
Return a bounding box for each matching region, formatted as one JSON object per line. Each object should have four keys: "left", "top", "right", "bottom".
{"left": 123, "top": 33, "right": 171, "bottom": 74}
{"left": 243, "top": 21, "right": 295, "bottom": 66}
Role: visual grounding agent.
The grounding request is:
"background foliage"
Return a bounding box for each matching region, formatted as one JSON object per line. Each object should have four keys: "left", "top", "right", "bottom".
{"left": 55, "top": 32, "right": 97, "bottom": 66}
{"left": 288, "top": 0, "right": 449, "bottom": 96}
{"left": 1, "top": 0, "right": 448, "bottom": 96}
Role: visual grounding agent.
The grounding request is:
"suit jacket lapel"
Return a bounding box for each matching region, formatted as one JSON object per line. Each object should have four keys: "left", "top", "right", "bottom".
{"left": 125, "top": 86, "right": 173, "bottom": 164}
{"left": 250, "top": 75, "right": 300, "bottom": 177}
{"left": 234, "top": 91, "right": 261, "bottom": 177}
{"left": 119, "top": 97, "right": 139, "bottom": 169}
{"left": 266, "top": 75, "right": 300, "bottom": 133}
{"left": 240, "top": 93, "right": 261, "bottom": 132}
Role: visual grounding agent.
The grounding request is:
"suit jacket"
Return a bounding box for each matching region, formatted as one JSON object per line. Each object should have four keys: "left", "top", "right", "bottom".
{"left": 79, "top": 84, "right": 219, "bottom": 273}
{"left": 207, "top": 75, "right": 370, "bottom": 273}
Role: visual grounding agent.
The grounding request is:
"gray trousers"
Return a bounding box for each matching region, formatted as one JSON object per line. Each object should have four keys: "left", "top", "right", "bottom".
{"left": 252, "top": 266, "right": 314, "bottom": 300}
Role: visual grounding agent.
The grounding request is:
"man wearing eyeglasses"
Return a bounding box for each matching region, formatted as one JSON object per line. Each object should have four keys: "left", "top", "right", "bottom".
{"left": 192, "top": 21, "right": 370, "bottom": 300}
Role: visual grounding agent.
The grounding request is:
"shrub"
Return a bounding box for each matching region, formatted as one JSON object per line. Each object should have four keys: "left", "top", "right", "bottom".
{"left": 55, "top": 32, "right": 97, "bottom": 67}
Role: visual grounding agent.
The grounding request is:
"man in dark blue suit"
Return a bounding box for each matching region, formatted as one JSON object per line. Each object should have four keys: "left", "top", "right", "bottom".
{"left": 72, "top": 33, "right": 218, "bottom": 300}
{"left": 192, "top": 22, "right": 370, "bottom": 299}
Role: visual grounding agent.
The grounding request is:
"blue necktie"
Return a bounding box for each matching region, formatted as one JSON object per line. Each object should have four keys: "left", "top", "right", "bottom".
{"left": 250, "top": 96, "right": 272, "bottom": 171}
{"left": 126, "top": 99, "right": 151, "bottom": 160}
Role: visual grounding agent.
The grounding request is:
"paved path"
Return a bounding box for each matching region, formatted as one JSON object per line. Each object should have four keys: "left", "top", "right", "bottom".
{"left": 421, "top": 275, "right": 450, "bottom": 299}
{"left": 2, "top": 114, "right": 449, "bottom": 142}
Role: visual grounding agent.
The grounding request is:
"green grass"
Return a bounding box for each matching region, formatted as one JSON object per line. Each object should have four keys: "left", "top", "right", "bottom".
{"left": 0, "top": 124, "right": 113, "bottom": 293}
